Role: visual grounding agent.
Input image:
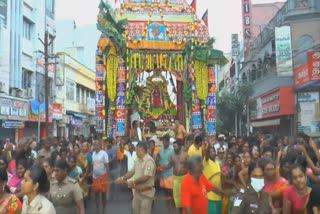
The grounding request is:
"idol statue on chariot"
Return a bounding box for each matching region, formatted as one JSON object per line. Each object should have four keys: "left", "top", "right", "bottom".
{"left": 94, "top": 0, "right": 228, "bottom": 146}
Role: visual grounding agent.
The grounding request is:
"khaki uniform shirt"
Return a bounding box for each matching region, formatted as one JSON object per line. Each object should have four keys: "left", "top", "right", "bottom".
{"left": 131, "top": 153, "right": 156, "bottom": 190}
{"left": 22, "top": 194, "right": 56, "bottom": 214}
{"left": 49, "top": 176, "right": 83, "bottom": 214}
{"left": 37, "top": 148, "right": 52, "bottom": 164}
{"left": 231, "top": 186, "right": 272, "bottom": 214}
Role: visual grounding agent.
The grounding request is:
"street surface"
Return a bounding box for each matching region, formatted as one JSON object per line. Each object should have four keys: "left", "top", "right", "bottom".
{"left": 86, "top": 161, "right": 177, "bottom": 214}
{"left": 86, "top": 188, "right": 174, "bottom": 214}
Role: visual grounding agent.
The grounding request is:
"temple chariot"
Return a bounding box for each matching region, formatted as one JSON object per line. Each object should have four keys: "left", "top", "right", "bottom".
{"left": 95, "top": 0, "right": 228, "bottom": 142}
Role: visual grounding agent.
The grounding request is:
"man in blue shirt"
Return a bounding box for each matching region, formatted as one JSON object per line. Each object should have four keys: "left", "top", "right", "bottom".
{"left": 106, "top": 138, "right": 120, "bottom": 201}
{"left": 159, "top": 135, "right": 175, "bottom": 213}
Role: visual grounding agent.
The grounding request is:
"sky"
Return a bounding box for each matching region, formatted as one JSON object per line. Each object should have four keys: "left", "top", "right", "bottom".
{"left": 56, "top": 0, "right": 286, "bottom": 54}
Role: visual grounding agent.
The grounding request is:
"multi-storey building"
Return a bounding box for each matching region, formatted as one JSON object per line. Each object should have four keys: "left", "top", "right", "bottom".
{"left": 53, "top": 20, "right": 98, "bottom": 138}
{"left": 237, "top": 0, "right": 320, "bottom": 136}
{"left": 54, "top": 50, "right": 95, "bottom": 138}
{"left": 0, "top": 0, "right": 56, "bottom": 141}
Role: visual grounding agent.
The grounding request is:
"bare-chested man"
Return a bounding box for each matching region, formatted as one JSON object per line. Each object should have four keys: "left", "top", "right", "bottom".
{"left": 167, "top": 120, "right": 187, "bottom": 145}
{"left": 129, "top": 120, "right": 140, "bottom": 143}
{"left": 159, "top": 139, "right": 188, "bottom": 213}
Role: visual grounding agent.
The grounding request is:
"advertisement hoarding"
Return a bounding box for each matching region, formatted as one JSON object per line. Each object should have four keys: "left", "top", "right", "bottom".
{"left": 308, "top": 51, "right": 320, "bottom": 81}
{"left": 294, "top": 63, "right": 309, "bottom": 88}
{"left": 298, "top": 92, "right": 320, "bottom": 136}
{"left": 231, "top": 34, "right": 239, "bottom": 57}
{"left": 52, "top": 103, "right": 63, "bottom": 120}
{"left": 241, "top": 0, "right": 252, "bottom": 49}
{"left": 275, "top": 26, "right": 293, "bottom": 76}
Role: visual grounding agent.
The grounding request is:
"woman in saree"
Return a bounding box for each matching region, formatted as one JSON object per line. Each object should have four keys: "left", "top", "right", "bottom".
{"left": 221, "top": 153, "right": 235, "bottom": 214}
{"left": 238, "top": 151, "right": 252, "bottom": 188}
{"left": 0, "top": 168, "right": 22, "bottom": 213}
{"left": 262, "top": 158, "right": 288, "bottom": 213}
{"left": 8, "top": 159, "right": 27, "bottom": 199}
{"left": 77, "top": 152, "right": 90, "bottom": 208}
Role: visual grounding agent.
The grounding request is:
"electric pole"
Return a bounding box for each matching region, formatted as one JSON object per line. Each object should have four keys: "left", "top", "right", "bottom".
{"left": 39, "top": 30, "right": 55, "bottom": 137}
{"left": 44, "top": 31, "right": 49, "bottom": 136}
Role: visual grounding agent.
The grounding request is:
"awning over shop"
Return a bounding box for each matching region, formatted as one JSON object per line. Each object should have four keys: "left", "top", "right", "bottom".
{"left": 295, "top": 81, "right": 320, "bottom": 92}
{"left": 66, "top": 112, "right": 87, "bottom": 119}
{"left": 73, "top": 113, "right": 86, "bottom": 119}
{"left": 251, "top": 119, "right": 280, "bottom": 127}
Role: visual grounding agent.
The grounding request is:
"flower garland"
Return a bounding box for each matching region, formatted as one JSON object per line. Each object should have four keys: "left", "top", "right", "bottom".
{"left": 195, "top": 60, "right": 208, "bottom": 101}
{"left": 129, "top": 53, "right": 184, "bottom": 71}
{"left": 107, "top": 47, "right": 118, "bottom": 103}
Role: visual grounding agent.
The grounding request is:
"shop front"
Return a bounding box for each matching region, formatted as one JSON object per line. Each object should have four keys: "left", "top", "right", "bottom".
{"left": 66, "top": 112, "right": 87, "bottom": 137}
{"left": 250, "top": 87, "right": 295, "bottom": 136}
{"left": 294, "top": 50, "right": 320, "bottom": 137}
{"left": 52, "top": 103, "right": 63, "bottom": 137}
{"left": 0, "top": 96, "right": 28, "bottom": 142}
{"left": 25, "top": 100, "right": 53, "bottom": 139}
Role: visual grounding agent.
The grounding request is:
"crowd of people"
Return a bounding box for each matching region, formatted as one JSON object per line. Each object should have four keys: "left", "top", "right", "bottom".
{"left": 1, "top": 130, "right": 320, "bottom": 214}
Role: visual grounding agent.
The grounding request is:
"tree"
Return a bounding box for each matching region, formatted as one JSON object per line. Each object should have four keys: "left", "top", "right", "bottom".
{"left": 216, "top": 82, "right": 253, "bottom": 133}
{"left": 216, "top": 90, "right": 238, "bottom": 132}
{"left": 236, "top": 82, "right": 254, "bottom": 114}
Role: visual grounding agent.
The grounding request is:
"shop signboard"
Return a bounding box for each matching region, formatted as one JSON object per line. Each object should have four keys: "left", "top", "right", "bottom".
{"left": 308, "top": 51, "right": 320, "bottom": 81}
{"left": 37, "top": 57, "right": 55, "bottom": 78}
{"left": 241, "top": 0, "right": 252, "bottom": 48}
{"left": 1, "top": 121, "right": 24, "bottom": 129}
{"left": 298, "top": 92, "right": 320, "bottom": 135}
{"left": 251, "top": 87, "right": 295, "bottom": 120}
{"left": 0, "top": 98, "right": 28, "bottom": 121}
{"left": 231, "top": 34, "right": 239, "bottom": 57}
{"left": 275, "top": 26, "right": 293, "bottom": 76}
{"left": 52, "top": 103, "right": 63, "bottom": 120}
{"left": 294, "top": 63, "right": 309, "bottom": 88}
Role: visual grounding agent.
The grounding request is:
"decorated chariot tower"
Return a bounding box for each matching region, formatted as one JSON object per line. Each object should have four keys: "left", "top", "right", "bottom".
{"left": 95, "top": 0, "right": 227, "bottom": 141}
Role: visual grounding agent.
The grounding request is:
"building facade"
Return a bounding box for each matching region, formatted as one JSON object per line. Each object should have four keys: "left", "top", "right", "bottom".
{"left": 0, "top": 0, "right": 56, "bottom": 141}
{"left": 54, "top": 51, "right": 95, "bottom": 138}
{"left": 237, "top": 0, "right": 320, "bottom": 136}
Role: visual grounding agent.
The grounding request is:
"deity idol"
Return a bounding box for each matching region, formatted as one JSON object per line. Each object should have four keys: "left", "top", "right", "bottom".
{"left": 151, "top": 86, "right": 163, "bottom": 108}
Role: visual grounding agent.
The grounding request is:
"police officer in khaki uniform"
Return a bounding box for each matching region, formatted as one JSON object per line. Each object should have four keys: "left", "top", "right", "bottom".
{"left": 231, "top": 162, "right": 273, "bottom": 214}
{"left": 37, "top": 139, "right": 52, "bottom": 165}
{"left": 48, "top": 159, "right": 85, "bottom": 214}
{"left": 116, "top": 141, "right": 156, "bottom": 214}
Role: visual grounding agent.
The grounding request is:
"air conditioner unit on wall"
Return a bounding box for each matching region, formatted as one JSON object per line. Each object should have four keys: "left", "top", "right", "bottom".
{"left": 27, "top": 88, "right": 33, "bottom": 98}
{"left": 18, "top": 89, "right": 26, "bottom": 98}
{"left": 10, "top": 88, "right": 17, "bottom": 96}
{"left": 16, "top": 89, "right": 25, "bottom": 98}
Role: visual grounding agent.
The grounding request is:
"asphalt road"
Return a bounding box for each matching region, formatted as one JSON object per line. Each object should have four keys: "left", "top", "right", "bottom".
{"left": 86, "top": 187, "right": 179, "bottom": 214}
{"left": 86, "top": 160, "right": 179, "bottom": 214}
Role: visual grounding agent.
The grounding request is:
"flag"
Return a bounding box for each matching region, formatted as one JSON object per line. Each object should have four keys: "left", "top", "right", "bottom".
{"left": 202, "top": 9, "right": 208, "bottom": 27}
{"left": 190, "top": 0, "right": 196, "bottom": 11}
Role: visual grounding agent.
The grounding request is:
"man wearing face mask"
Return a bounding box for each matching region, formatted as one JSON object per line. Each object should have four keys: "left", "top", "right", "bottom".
{"left": 231, "top": 161, "right": 274, "bottom": 214}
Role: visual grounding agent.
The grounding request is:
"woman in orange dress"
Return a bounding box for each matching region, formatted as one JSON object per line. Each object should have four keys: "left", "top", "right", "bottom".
{"left": 262, "top": 159, "right": 288, "bottom": 212}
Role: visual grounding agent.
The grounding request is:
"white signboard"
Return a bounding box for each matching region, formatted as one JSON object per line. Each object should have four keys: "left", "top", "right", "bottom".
{"left": 275, "top": 26, "right": 293, "bottom": 76}
{"left": 298, "top": 92, "right": 320, "bottom": 134}
{"left": 0, "top": 106, "right": 9, "bottom": 115}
